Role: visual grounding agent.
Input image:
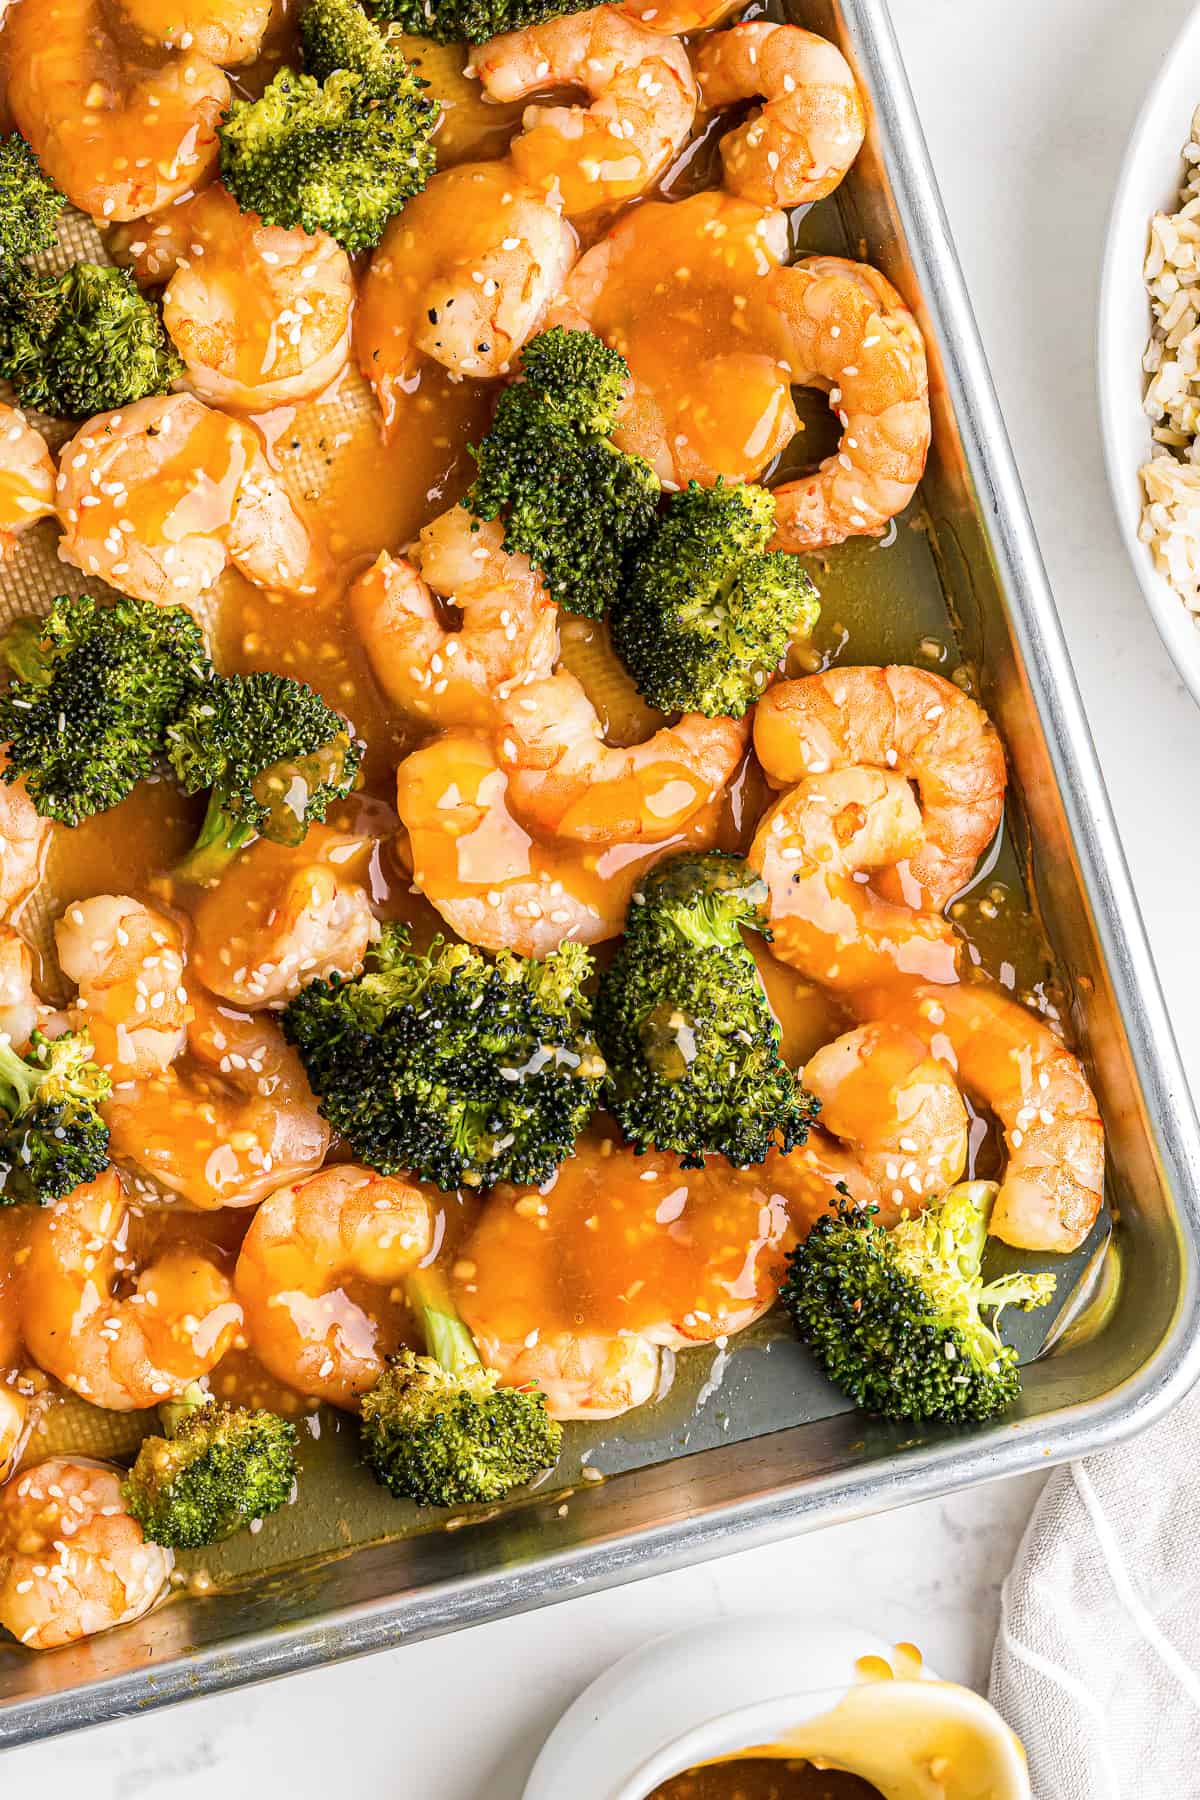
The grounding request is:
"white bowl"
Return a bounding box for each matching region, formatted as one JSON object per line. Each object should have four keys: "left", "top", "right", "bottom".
{"left": 523, "top": 1615, "right": 1030, "bottom": 1800}
{"left": 1099, "top": 0, "right": 1200, "bottom": 703}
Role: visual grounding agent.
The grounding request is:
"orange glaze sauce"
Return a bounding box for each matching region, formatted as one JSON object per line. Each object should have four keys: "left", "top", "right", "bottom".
{"left": 453, "top": 1124, "right": 797, "bottom": 1348}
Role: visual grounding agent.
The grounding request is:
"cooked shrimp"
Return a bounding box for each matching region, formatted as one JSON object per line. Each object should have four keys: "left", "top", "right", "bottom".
{"left": 6, "top": 0, "right": 228, "bottom": 222}
{"left": 801, "top": 1022, "right": 968, "bottom": 1214}
{"left": 350, "top": 509, "right": 559, "bottom": 729}
{"left": 0, "top": 751, "right": 50, "bottom": 921}
{"left": 0, "top": 926, "right": 47, "bottom": 1049}
{"left": 115, "top": 187, "right": 353, "bottom": 412}
{"left": 236, "top": 1165, "right": 437, "bottom": 1408}
{"left": 21, "top": 1168, "right": 242, "bottom": 1410}
{"left": 455, "top": 1133, "right": 793, "bottom": 1419}
{"left": 0, "top": 1458, "right": 173, "bottom": 1649}
{"left": 104, "top": 988, "right": 330, "bottom": 1210}
{"left": 754, "top": 667, "right": 1007, "bottom": 909}
{"left": 496, "top": 669, "right": 749, "bottom": 843}
{"left": 55, "top": 896, "right": 190, "bottom": 1081}
{"left": 547, "top": 190, "right": 796, "bottom": 487}
{"left": 188, "top": 827, "right": 376, "bottom": 1008}
{"left": 56, "top": 394, "right": 322, "bottom": 608}
{"left": 764, "top": 256, "right": 931, "bottom": 550}
{"left": 468, "top": 10, "right": 697, "bottom": 218}
{"left": 694, "top": 22, "right": 866, "bottom": 210}
{"left": 119, "top": 0, "right": 270, "bottom": 64}
{"left": 750, "top": 767, "right": 960, "bottom": 992}
{"left": 0, "top": 405, "right": 56, "bottom": 559}
{"left": 858, "top": 982, "right": 1105, "bottom": 1254}
{"left": 395, "top": 731, "right": 723, "bottom": 958}
{"left": 355, "top": 162, "right": 577, "bottom": 414}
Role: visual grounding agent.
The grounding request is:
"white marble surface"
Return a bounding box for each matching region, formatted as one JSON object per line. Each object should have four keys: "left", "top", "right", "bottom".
{"left": 11, "top": 0, "right": 1200, "bottom": 1789}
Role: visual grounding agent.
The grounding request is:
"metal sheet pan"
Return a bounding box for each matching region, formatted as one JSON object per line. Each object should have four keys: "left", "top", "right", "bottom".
{"left": 5, "top": 0, "right": 1200, "bottom": 1745}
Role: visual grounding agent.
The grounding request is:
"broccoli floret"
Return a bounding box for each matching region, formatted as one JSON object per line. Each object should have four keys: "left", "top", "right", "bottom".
{"left": 0, "top": 595, "right": 211, "bottom": 826}
{"left": 612, "top": 481, "right": 821, "bottom": 718}
{"left": 167, "top": 670, "right": 363, "bottom": 886}
{"left": 218, "top": 0, "right": 438, "bottom": 253}
{"left": 780, "top": 1181, "right": 1059, "bottom": 1425}
{"left": 0, "top": 133, "right": 65, "bottom": 268}
{"left": 0, "top": 263, "right": 182, "bottom": 419}
{"left": 366, "top": 0, "right": 589, "bottom": 44}
{"left": 360, "top": 1270, "right": 562, "bottom": 1506}
{"left": 282, "top": 925, "right": 603, "bottom": 1189}
{"left": 0, "top": 1029, "right": 111, "bottom": 1207}
{"left": 465, "top": 327, "right": 660, "bottom": 619}
{"left": 594, "top": 851, "right": 818, "bottom": 1170}
{"left": 123, "top": 1385, "right": 298, "bottom": 1549}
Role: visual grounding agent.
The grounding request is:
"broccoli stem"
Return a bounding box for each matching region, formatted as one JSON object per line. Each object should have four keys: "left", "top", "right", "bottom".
{"left": 175, "top": 792, "right": 258, "bottom": 887}
{"left": 0, "top": 1039, "right": 41, "bottom": 1117}
{"left": 158, "top": 1381, "right": 210, "bottom": 1439}
{"left": 407, "top": 1268, "right": 483, "bottom": 1379}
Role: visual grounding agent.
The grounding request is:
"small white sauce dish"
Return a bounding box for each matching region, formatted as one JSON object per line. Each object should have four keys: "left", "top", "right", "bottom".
{"left": 523, "top": 1613, "right": 1030, "bottom": 1800}
{"left": 1099, "top": 0, "right": 1200, "bottom": 701}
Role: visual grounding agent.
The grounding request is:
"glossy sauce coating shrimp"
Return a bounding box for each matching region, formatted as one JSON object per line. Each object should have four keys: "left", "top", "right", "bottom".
{"left": 395, "top": 731, "right": 723, "bottom": 958}
{"left": 764, "top": 256, "right": 931, "bottom": 550}
{"left": 801, "top": 1021, "right": 968, "bottom": 1216}
{"left": 55, "top": 895, "right": 190, "bottom": 1081}
{"left": 355, "top": 162, "right": 577, "bottom": 415}
{"left": 21, "top": 1168, "right": 242, "bottom": 1410}
{"left": 754, "top": 667, "right": 1007, "bottom": 910}
{"left": 56, "top": 395, "right": 322, "bottom": 608}
{"left": 6, "top": 0, "right": 229, "bottom": 222}
{"left": 0, "top": 1458, "right": 172, "bottom": 1650}
{"left": 694, "top": 22, "right": 866, "bottom": 209}
{"left": 467, "top": 10, "right": 697, "bottom": 218}
{"left": 613, "top": 0, "right": 739, "bottom": 31}
{"left": 859, "top": 982, "right": 1105, "bottom": 1253}
{"left": 350, "top": 508, "right": 559, "bottom": 729}
{"left": 496, "top": 669, "right": 749, "bottom": 843}
{"left": 454, "top": 1133, "right": 792, "bottom": 1419}
{"left": 119, "top": 0, "right": 271, "bottom": 64}
{"left": 548, "top": 190, "right": 796, "bottom": 486}
{"left": 187, "top": 827, "right": 376, "bottom": 1008}
{"left": 104, "top": 989, "right": 330, "bottom": 1209}
{"left": 117, "top": 187, "right": 353, "bottom": 412}
{"left": 0, "top": 405, "right": 56, "bottom": 559}
{"left": 235, "top": 1165, "right": 436, "bottom": 1407}
{"left": 0, "top": 754, "right": 49, "bottom": 921}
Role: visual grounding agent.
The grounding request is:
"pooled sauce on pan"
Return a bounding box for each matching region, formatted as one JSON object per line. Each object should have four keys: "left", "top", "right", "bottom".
{"left": 646, "top": 1760, "right": 884, "bottom": 1800}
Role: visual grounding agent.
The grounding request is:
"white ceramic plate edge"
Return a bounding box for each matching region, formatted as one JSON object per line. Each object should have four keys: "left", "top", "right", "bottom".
{"left": 1098, "top": 0, "right": 1200, "bottom": 704}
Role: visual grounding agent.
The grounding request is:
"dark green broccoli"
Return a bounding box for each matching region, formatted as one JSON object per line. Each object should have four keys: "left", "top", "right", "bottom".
{"left": 780, "top": 1182, "right": 1059, "bottom": 1425}
{"left": 612, "top": 481, "right": 820, "bottom": 718}
{"left": 282, "top": 925, "right": 603, "bottom": 1190}
{"left": 594, "top": 851, "right": 818, "bottom": 1170}
{"left": 360, "top": 1269, "right": 562, "bottom": 1506}
{"left": 0, "top": 133, "right": 65, "bottom": 268}
{"left": 465, "top": 326, "right": 660, "bottom": 618}
{"left": 218, "top": 0, "right": 438, "bottom": 253}
{"left": 366, "top": 0, "right": 590, "bottom": 44}
{"left": 123, "top": 1385, "right": 298, "bottom": 1549}
{"left": 166, "top": 670, "right": 363, "bottom": 886}
{"left": 0, "top": 595, "right": 211, "bottom": 826}
{"left": 0, "top": 263, "right": 182, "bottom": 419}
{"left": 0, "top": 1029, "right": 110, "bottom": 1207}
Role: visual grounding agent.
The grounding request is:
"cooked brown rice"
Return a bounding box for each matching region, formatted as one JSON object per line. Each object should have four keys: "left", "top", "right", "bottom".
{"left": 1139, "top": 103, "right": 1200, "bottom": 617}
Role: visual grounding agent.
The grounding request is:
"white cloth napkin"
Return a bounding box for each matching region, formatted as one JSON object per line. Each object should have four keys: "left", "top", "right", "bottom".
{"left": 989, "top": 1382, "right": 1200, "bottom": 1798}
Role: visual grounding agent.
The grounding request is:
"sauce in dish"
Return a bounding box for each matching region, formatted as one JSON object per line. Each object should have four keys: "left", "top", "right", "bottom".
{"left": 647, "top": 1760, "right": 883, "bottom": 1799}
